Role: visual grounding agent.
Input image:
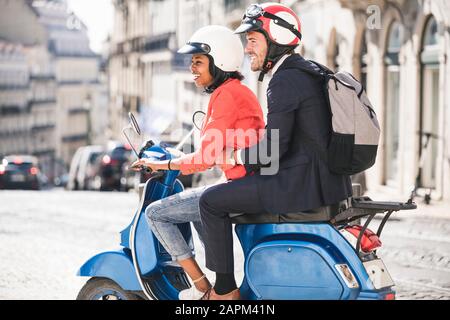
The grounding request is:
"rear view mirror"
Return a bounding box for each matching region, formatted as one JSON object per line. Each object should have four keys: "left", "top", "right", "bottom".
{"left": 122, "top": 113, "right": 141, "bottom": 159}
{"left": 192, "top": 110, "right": 206, "bottom": 130}
{"left": 128, "top": 112, "right": 141, "bottom": 136}
{"left": 174, "top": 110, "right": 206, "bottom": 151}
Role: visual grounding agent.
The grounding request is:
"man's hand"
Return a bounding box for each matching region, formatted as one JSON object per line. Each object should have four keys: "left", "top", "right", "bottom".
{"left": 215, "top": 148, "right": 236, "bottom": 171}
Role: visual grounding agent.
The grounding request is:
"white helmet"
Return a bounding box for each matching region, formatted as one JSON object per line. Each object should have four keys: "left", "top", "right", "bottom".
{"left": 178, "top": 25, "right": 244, "bottom": 72}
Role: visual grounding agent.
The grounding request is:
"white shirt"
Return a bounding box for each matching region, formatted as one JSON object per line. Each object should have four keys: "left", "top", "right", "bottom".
{"left": 268, "top": 54, "right": 291, "bottom": 77}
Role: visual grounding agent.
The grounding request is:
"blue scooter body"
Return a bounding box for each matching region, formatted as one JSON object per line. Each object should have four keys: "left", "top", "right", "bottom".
{"left": 78, "top": 145, "right": 193, "bottom": 298}
{"left": 236, "top": 223, "right": 391, "bottom": 300}
{"left": 78, "top": 142, "right": 395, "bottom": 300}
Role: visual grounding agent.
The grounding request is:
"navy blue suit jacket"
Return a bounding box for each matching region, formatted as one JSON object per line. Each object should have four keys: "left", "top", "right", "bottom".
{"left": 241, "top": 54, "right": 352, "bottom": 214}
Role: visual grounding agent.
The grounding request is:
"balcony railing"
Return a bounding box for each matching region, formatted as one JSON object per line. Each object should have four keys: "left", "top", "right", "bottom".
{"left": 68, "top": 107, "right": 89, "bottom": 115}
{"left": 111, "top": 32, "right": 175, "bottom": 56}
{"left": 31, "top": 124, "right": 56, "bottom": 132}
{"left": 31, "top": 98, "right": 57, "bottom": 105}
{"left": 62, "top": 134, "right": 88, "bottom": 143}
{"left": 30, "top": 74, "right": 56, "bottom": 81}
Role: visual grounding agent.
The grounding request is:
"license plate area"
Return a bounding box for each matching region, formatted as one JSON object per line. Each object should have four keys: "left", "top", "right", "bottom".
{"left": 10, "top": 174, "right": 26, "bottom": 182}
{"left": 363, "top": 259, "right": 395, "bottom": 289}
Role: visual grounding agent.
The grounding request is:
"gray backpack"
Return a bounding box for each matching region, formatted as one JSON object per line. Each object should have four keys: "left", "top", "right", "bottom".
{"left": 295, "top": 61, "right": 380, "bottom": 175}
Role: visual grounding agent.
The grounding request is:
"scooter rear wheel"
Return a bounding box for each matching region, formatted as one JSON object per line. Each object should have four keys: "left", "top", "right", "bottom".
{"left": 77, "top": 277, "right": 145, "bottom": 300}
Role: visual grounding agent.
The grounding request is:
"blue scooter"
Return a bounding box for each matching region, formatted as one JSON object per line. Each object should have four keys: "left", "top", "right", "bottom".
{"left": 77, "top": 113, "right": 417, "bottom": 300}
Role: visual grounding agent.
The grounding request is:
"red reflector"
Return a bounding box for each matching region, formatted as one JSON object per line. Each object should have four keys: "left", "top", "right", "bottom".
{"left": 345, "top": 226, "right": 382, "bottom": 252}
{"left": 0, "top": 165, "right": 5, "bottom": 175}
{"left": 384, "top": 293, "right": 396, "bottom": 300}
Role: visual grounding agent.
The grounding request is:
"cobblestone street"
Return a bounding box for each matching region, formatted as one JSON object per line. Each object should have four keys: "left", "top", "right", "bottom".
{"left": 0, "top": 189, "right": 449, "bottom": 300}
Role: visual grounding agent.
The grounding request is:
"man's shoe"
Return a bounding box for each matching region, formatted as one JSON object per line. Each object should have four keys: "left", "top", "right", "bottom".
{"left": 200, "top": 288, "right": 241, "bottom": 300}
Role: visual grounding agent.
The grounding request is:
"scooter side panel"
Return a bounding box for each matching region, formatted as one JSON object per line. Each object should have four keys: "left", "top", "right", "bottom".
{"left": 236, "top": 223, "right": 377, "bottom": 299}
{"left": 77, "top": 248, "right": 141, "bottom": 291}
{"left": 246, "top": 240, "right": 344, "bottom": 300}
{"left": 134, "top": 211, "right": 159, "bottom": 275}
{"left": 120, "top": 223, "right": 132, "bottom": 248}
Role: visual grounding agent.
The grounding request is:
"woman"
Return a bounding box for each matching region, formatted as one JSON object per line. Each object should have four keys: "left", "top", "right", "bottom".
{"left": 131, "top": 25, "right": 264, "bottom": 300}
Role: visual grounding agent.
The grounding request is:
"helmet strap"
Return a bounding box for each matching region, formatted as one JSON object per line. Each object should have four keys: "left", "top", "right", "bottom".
{"left": 258, "top": 36, "right": 297, "bottom": 82}
{"left": 205, "top": 55, "right": 229, "bottom": 94}
{"left": 261, "top": 11, "right": 302, "bottom": 41}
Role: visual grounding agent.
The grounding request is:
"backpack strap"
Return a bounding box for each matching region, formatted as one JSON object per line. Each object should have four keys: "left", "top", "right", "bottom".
{"left": 309, "top": 60, "right": 334, "bottom": 75}
{"left": 278, "top": 57, "right": 334, "bottom": 77}
{"left": 288, "top": 60, "right": 330, "bottom": 78}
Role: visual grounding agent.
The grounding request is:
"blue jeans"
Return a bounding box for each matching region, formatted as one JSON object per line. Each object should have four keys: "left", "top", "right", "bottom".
{"left": 145, "top": 186, "right": 208, "bottom": 261}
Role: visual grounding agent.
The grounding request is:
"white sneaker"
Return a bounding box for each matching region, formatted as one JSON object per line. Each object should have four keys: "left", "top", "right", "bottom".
{"left": 178, "top": 286, "right": 209, "bottom": 300}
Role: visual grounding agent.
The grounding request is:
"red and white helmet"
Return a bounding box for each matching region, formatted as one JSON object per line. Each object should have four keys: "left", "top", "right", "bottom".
{"left": 235, "top": 2, "right": 302, "bottom": 47}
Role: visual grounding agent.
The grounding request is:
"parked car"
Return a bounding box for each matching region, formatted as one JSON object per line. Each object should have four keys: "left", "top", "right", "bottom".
{"left": 67, "top": 145, "right": 104, "bottom": 191}
{"left": 93, "top": 142, "right": 133, "bottom": 191}
{"left": 78, "top": 146, "right": 104, "bottom": 190}
{"left": 0, "top": 155, "right": 44, "bottom": 190}
{"left": 120, "top": 150, "right": 139, "bottom": 192}
{"left": 54, "top": 173, "right": 69, "bottom": 188}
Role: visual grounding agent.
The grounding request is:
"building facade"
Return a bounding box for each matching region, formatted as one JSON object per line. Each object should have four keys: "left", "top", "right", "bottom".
{"left": 0, "top": 41, "right": 34, "bottom": 157}
{"left": 0, "top": 0, "right": 107, "bottom": 180}
{"left": 32, "top": 0, "right": 106, "bottom": 165}
{"left": 27, "top": 44, "right": 58, "bottom": 180}
{"left": 0, "top": 0, "right": 58, "bottom": 180}
{"left": 295, "top": 0, "right": 450, "bottom": 201}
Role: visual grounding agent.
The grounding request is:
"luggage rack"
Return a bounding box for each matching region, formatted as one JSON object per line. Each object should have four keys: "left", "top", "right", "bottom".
{"left": 332, "top": 197, "right": 417, "bottom": 256}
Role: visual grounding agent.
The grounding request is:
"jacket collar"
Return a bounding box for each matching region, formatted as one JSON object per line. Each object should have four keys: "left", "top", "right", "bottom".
{"left": 268, "top": 54, "right": 291, "bottom": 77}
{"left": 278, "top": 54, "right": 308, "bottom": 70}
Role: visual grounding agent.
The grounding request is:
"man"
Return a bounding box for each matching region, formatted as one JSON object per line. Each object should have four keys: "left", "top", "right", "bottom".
{"left": 199, "top": 3, "right": 352, "bottom": 300}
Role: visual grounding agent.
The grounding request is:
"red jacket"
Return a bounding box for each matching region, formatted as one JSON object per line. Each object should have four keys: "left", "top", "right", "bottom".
{"left": 179, "top": 79, "right": 265, "bottom": 180}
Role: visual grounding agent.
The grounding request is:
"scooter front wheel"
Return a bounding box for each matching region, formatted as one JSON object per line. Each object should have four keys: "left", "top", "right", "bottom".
{"left": 77, "top": 277, "right": 145, "bottom": 300}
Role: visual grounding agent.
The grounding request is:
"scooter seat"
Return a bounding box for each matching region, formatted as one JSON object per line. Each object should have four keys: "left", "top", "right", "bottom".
{"left": 229, "top": 203, "right": 342, "bottom": 225}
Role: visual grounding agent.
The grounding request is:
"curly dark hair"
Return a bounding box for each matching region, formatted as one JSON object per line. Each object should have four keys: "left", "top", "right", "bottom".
{"left": 204, "top": 55, "right": 245, "bottom": 94}
{"left": 227, "top": 71, "right": 245, "bottom": 81}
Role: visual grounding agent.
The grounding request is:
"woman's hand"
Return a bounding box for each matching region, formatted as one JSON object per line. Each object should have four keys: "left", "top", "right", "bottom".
{"left": 130, "top": 159, "right": 169, "bottom": 172}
